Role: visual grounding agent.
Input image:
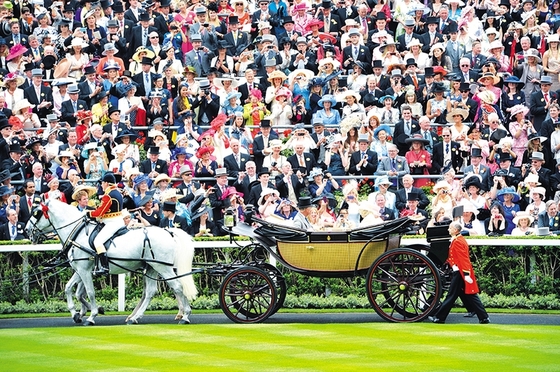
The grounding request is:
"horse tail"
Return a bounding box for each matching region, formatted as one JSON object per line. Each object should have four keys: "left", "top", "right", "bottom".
{"left": 170, "top": 229, "right": 198, "bottom": 301}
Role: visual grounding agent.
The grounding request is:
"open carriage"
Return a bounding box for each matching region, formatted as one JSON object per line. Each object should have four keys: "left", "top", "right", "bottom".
{"left": 217, "top": 216, "right": 452, "bottom": 323}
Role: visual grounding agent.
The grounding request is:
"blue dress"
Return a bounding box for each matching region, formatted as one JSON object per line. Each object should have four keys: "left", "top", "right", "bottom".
{"left": 313, "top": 109, "right": 341, "bottom": 127}
{"left": 500, "top": 202, "right": 520, "bottom": 235}
{"left": 327, "top": 152, "right": 345, "bottom": 176}
{"left": 293, "top": 83, "right": 310, "bottom": 110}
{"left": 501, "top": 91, "right": 526, "bottom": 119}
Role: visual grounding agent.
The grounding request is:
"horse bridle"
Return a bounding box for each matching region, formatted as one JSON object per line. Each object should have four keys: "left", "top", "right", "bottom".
{"left": 28, "top": 202, "right": 88, "bottom": 247}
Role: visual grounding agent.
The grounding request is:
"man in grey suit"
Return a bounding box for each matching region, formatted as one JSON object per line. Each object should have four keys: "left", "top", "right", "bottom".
{"left": 463, "top": 148, "right": 492, "bottom": 191}
{"left": 375, "top": 144, "right": 410, "bottom": 188}
{"left": 537, "top": 201, "right": 560, "bottom": 234}
{"left": 184, "top": 34, "right": 212, "bottom": 77}
{"left": 445, "top": 23, "right": 465, "bottom": 72}
{"left": 292, "top": 197, "right": 314, "bottom": 230}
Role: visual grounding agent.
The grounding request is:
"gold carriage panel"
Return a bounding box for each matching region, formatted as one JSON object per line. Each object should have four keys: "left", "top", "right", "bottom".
{"left": 276, "top": 239, "right": 389, "bottom": 272}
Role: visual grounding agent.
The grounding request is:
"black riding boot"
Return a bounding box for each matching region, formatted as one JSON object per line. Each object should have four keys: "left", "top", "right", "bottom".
{"left": 93, "top": 253, "right": 110, "bottom": 276}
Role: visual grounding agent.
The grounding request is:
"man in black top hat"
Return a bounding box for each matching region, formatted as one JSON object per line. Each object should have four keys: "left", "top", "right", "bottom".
{"left": 252, "top": 119, "right": 279, "bottom": 171}
{"left": 132, "top": 57, "right": 157, "bottom": 98}
{"left": 491, "top": 152, "right": 522, "bottom": 189}
{"left": 140, "top": 146, "right": 169, "bottom": 178}
{"left": 2, "top": 141, "right": 28, "bottom": 183}
{"left": 129, "top": 11, "right": 158, "bottom": 52}
{"left": 223, "top": 16, "right": 249, "bottom": 56}
{"left": 420, "top": 17, "right": 444, "bottom": 53}
{"left": 318, "top": 0, "right": 342, "bottom": 37}
{"left": 348, "top": 134, "right": 378, "bottom": 175}
{"left": 78, "top": 65, "right": 103, "bottom": 108}
{"left": 0, "top": 116, "right": 12, "bottom": 163}
{"left": 445, "top": 22, "right": 464, "bottom": 72}
{"left": 293, "top": 196, "right": 314, "bottom": 230}
{"left": 160, "top": 201, "right": 188, "bottom": 232}
{"left": 191, "top": 79, "right": 220, "bottom": 126}
{"left": 463, "top": 148, "right": 493, "bottom": 191}
{"left": 368, "top": 12, "right": 394, "bottom": 38}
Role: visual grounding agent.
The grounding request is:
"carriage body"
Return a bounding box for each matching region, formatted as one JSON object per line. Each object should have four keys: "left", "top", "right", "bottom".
{"left": 219, "top": 217, "right": 450, "bottom": 324}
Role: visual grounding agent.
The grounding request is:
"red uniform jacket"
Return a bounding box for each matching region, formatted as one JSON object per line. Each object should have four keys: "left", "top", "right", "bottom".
{"left": 89, "top": 185, "right": 123, "bottom": 218}
{"left": 447, "top": 234, "right": 480, "bottom": 294}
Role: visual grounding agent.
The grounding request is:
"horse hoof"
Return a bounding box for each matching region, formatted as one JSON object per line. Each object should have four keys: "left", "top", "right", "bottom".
{"left": 178, "top": 318, "right": 191, "bottom": 325}
{"left": 72, "top": 313, "right": 82, "bottom": 324}
{"left": 82, "top": 320, "right": 95, "bottom": 326}
{"left": 98, "top": 307, "right": 105, "bottom": 315}
{"left": 126, "top": 319, "right": 139, "bottom": 325}
{"left": 174, "top": 314, "right": 182, "bottom": 321}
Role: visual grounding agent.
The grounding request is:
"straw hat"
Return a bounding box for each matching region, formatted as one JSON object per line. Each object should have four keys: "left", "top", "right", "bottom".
{"left": 132, "top": 46, "right": 155, "bottom": 62}
{"left": 433, "top": 180, "right": 452, "bottom": 193}
{"left": 54, "top": 150, "right": 75, "bottom": 165}
{"left": 446, "top": 107, "right": 469, "bottom": 122}
{"left": 267, "top": 70, "right": 287, "bottom": 82}
{"left": 72, "top": 184, "right": 97, "bottom": 201}
{"left": 1, "top": 72, "right": 25, "bottom": 87}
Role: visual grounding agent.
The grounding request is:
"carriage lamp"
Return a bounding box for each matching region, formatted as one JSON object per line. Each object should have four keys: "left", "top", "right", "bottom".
{"left": 224, "top": 207, "right": 236, "bottom": 230}
{"left": 244, "top": 204, "right": 254, "bottom": 224}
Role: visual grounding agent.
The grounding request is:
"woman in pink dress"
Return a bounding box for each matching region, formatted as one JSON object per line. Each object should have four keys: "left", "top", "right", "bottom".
{"left": 508, "top": 104, "right": 535, "bottom": 166}
{"left": 405, "top": 134, "right": 432, "bottom": 188}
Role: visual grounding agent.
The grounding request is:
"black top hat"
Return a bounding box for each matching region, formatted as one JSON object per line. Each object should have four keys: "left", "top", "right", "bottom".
{"left": 112, "top": 1, "right": 124, "bottom": 12}
{"left": 9, "top": 141, "right": 23, "bottom": 153}
{"left": 376, "top": 12, "right": 387, "bottom": 20}
{"left": 24, "top": 63, "right": 35, "bottom": 72}
{"left": 63, "top": 4, "right": 75, "bottom": 12}
{"left": 0, "top": 116, "right": 10, "bottom": 131}
{"left": 102, "top": 172, "right": 116, "bottom": 184}
{"left": 471, "top": 148, "right": 483, "bottom": 157}
{"left": 162, "top": 201, "right": 176, "bottom": 212}
{"left": 283, "top": 16, "right": 294, "bottom": 24}
{"left": 407, "top": 192, "right": 419, "bottom": 201}
{"left": 405, "top": 58, "right": 417, "bottom": 67}
{"left": 459, "top": 82, "right": 470, "bottom": 91}
{"left": 297, "top": 196, "right": 315, "bottom": 210}
{"left": 138, "top": 12, "right": 151, "bottom": 22}
{"left": 260, "top": 119, "right": 271, "bottom": 128}
{"left": 219, "top": 40, "right": 233, "bottom": 49}
{"left": 499, "top": 0, "right": 510, "bottom": 6}
{"left": 159, "top": 0, "right": 171, "bottom": 6}
{"left": 448, "top": 22, "right": 458, "bottom": 33}
{"left": 426, "top": 17, "right": 438, "bottom": 25}
{"left": 100, "top": 0, "right": 111, "bottom": 9}
{"left": 140, "top": 57, "right": 153, "bottom": 66}
{"left": 424, "top": 67, "right": 434, "bottom": 77}
{"left": 431, "top": 82, "right": 446, "bottom": 93}
{"left": 372, "top": 60, "right": 382, "bottom": 68}
{"left": 148, "top": 146, "right": 160, "bottom": 155}
{"left": 322, "top": 0, "right": 332, "bottom": 8}
{"left": 108, "top": 106, "right": 120, "bottom": 116}
{"left": 83, "top": 65, "right": 96, "bottom": 75}
{"left": 43, "top": 55, "right": 56, "bottom": 70}
{"left": 258, "top": 167, "right": 270, "bottom": 177}
{"left": 229, "top": 15, "right": 239, "bottom": 24}
{"left": 499, "top": 152, "right": 513, "bottom": 162}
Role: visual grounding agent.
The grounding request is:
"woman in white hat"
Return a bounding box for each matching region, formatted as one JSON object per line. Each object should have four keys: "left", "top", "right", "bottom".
{"left": 84, "top": 144, "right": 108, "bottom": 181}
{"left": 459, "top": 202, "right": 485, "bottom": 236}
{"left": 431, "top": 180, "right": 456, "bottom": 216}
{"left": 258, "top": 188, "right": 280, "bottom": 219}
{"left": 339, "top": 89, "right": 365, "bottom": 122}
{"left": 518, "top": 48, "right": 544, "bottom": 100}
{"left": 511, "top": 211, "right": 536, "bottom": 236}
{"left": 1, "top": 73, "right": 25, "bottom": 111}
{"left": 67, "top": 38, "right": 89, "bottom": 80}
{"left": 427, "top": 43, "right": 452, "bottom": 72}
{"left": 324, "top": 133, "right": 349, "bottom": 177}
{"left": 526, "top": 186, "right": 547, "bottom": 220}
{"left": 13, "top": 98, "right": 41, "bottom": 130}
{"left": 508, "top": 104, "right": 534, "bottom": 166}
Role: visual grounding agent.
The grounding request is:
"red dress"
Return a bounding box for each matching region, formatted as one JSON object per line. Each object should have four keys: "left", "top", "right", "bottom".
{"left": 405, "top": 149, "right": 432, "bottom": 187}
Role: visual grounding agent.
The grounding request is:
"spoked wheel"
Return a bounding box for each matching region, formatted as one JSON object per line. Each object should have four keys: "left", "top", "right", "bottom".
{"left": 366, "top": 248, "right": 442, "bottom": 322}
{"left": 259, "top": 263, "right": 286, "bottom": 315}
{"left": 219, "top": 266, "right": 277, "bottom": 323}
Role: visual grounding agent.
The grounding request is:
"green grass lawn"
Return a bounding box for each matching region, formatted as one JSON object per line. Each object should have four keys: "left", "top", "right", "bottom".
{"left": 1, "top": 322, "right": 559, "bottom": 371}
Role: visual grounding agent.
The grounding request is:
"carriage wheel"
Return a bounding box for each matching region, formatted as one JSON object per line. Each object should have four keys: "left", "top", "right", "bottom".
{"left": 219, "top": 266, "right": 277, "bottom": 323}
{"left": 366, "top": 248, "right": 442, "bottom": 322}
{"left": 259, "top": 263, "right": 286, "bottom": 315}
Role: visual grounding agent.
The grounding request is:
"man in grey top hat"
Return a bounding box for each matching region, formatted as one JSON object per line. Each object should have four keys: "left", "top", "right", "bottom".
{"left": 290, "top": 37, "right": 317, "bottom": 73}
{"left": 184, "top": 33, "right": 212, "bottom": 77}
{"left": 23, "top": 68, "right": 53, "bottom": 119}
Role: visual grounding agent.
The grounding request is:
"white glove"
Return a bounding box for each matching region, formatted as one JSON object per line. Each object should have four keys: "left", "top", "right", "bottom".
{"left": 464, "top": 275, "right": 473, "bottom": 284}
{"left": 452, "top": 265, "right": 459, "bottom": 271}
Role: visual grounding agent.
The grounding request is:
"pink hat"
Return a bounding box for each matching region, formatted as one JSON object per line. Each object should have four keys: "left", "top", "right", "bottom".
{"left": 275, "top": 87, "right": 292, "bottom": 99}
{"left": 250, "top": 88, "right": 262, "bottom": 100}
{"left": 294, "top": 2, "right": 307, "bottom": 11}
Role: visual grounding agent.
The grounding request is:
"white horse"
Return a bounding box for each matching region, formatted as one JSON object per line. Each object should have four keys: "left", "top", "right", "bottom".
{"left": 26, "top": 198, "right": 197, "bottom": 325}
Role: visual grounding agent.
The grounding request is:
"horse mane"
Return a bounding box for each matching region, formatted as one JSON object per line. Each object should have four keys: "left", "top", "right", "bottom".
{"left": 48, "top": 198, "right": 85, "bottom": 222}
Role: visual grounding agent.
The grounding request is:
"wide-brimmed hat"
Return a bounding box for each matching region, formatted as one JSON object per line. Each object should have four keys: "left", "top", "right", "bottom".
{"left": 407, "top": 38, "right": 422, "bottom": 49}
{"left": 463, "top": 173, "right": 483, "bottom": 190}
{"left": 525, "top": 48, "right": 541, "bottom": 63}
{"left": 488, "top": 40, "right": 504, "bottom": 51}
{"left": 132, "top": 46, "right": 155, "bottom": 62}
{"left": 510, "top": 104, "right": 530, "bottom": 117}
{"left": 373, "top": 124, "right": 391, "bottom": 140}
{"left": 288, "top": 69, "right": 314, "bottom": 85}
{"left": 405, "top": 133, "right": 430, "bottom": 145}
{"left": 318, "top": 56, "right": 340, "bottom": 70}
{"left": 267, "top": 70, "right": 287, "bottom": 82}
{"left": 512, "top": 211, "right": 534, "bottom": 226}
{"left": 267, "top": 139, "right": 286, "bottom": 151}
{"left": 379, "top": 40, "right": 398, "bottom": 53}
{"left": 258, "top": 188, "right": 280, "bottom": 205}
{"left": 431, "top": 82, "right": 446, "bottom": 93}
{"left": 338, "top": 89, "right": 361, "bottom": 103}
{"left": 0, "top": 185, "right": 14, "bottom": 197}
{"left": 318, "top": 94, "right": 336, "bottom": 108}
{"left": 214, "top": 74, "right": 241, "bottom": 89}
{"left": 71, "top": 38, "right": 88, "bottom": 48}
{"left": 71, "top": 184, "right": 97, "bottom": 201}
{"left": 528, "top": 133, "right": 547, "bottom": 143}
{"left": 503, "top": 75, "right": 525, "bottom": 88}
{"left": 191, "top": 205, "right": 212, "bottom": 221}
{"left": 446, "top": 107, "right": 469, "bottom": 122}
{"left": 548, "top": 34, "right": 560, "bottom": 44}
{"left": 6, "top": 44, "right": 28, "bottom": 61}
{"left": 433, "top": 180, "right": 452, "bottom": 193}
{"left": 523, "top": 173, "right": 541, "bottom": 185}
{"left": 531, "top": 186, "right": 547, "bottom": 198}
{"left": 375, "top": 176, "right": 392, "bottom": 187}
{"left": 275, "top": 87, "right": 292, "bottom": 99}
{"left": 12, "top": 99, "right": 34, "bottom": 114}
{"left": 1, "top": 72, "right": 25, "bottom": 87}
{"left": 496, "top": 186, "right": 521, "bottom": 202}
{"left": 54, "top": 150, "right": 75, "bottom": 165}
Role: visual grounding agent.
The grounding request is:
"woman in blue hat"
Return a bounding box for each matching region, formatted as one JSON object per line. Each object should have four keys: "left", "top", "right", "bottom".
{"left": 313, "top": 94, "right": 340, "bottom": 127}
{"left": 502, "top": 75, "right": 526, "bottom": 115}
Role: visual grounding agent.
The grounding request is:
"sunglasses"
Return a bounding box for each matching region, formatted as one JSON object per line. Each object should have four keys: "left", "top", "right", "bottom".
{"left": 150, "top": 36, "right": 159, "bottom": 38}
{"left": 461, "top": 64, "right": 470, "bottom": 67}
{"left": 442, "top": 134, "right": 451, "bottom": 137}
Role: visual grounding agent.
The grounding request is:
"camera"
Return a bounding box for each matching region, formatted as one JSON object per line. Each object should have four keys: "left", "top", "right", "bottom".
{"left": 271, "top": 162, "right": 277, "bottom": 167}
{"left": 203, "top": 22, "right": 209, "bottom": 27}
{"left": 203, "top": 89, "right": 211, "bottom": 95}
{"left": 494, "top": 169, "right": 509, "bottom": 177}
{"left": 522, "top": 163, "right": 531, "bottom": 169}
{"left": 298, "top": 132, "right": 305, "bottom": 136}
{"left": 198, "top": 47, "right": 204, "bottom": 51}
{"left": 170, "top": 25, "right": 178, "bottom": 30}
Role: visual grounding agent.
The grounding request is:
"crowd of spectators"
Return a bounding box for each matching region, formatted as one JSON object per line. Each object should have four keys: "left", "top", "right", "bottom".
{"left": 2, "top": 0, "right": 560, "bottom": 239}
